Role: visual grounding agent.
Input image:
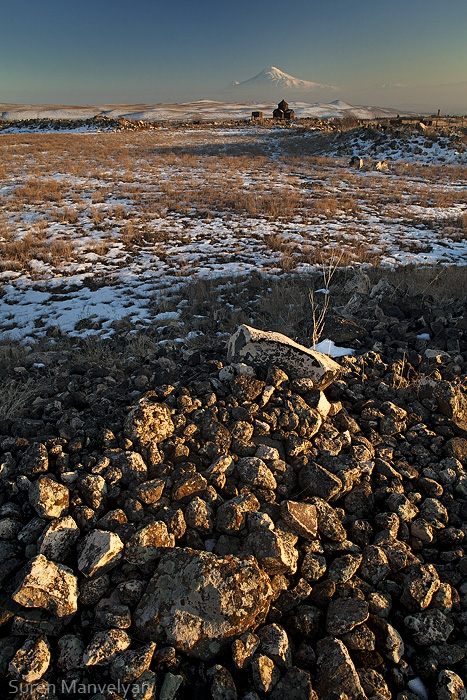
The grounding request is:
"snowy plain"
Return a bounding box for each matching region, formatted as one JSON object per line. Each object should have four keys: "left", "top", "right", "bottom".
{"left": 1, "top": 118, "right": 466, "bottom": 345}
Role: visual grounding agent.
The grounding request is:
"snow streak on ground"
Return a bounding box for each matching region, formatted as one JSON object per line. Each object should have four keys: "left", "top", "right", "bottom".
{"left": 0, "top": 124, "right": 466, "bottom": 343}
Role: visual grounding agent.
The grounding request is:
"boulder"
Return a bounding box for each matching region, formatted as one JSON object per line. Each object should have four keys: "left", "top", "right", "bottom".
{"left": 227, "top": 325, "right": 341, "bottom": 389}
{"left": 133, "top": 548, "right": 274, "bottom": 659}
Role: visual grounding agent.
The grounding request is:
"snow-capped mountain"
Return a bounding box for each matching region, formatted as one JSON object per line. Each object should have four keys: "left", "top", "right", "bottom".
{"left": 233, "top": 66, "right": 340, "bottom": 92}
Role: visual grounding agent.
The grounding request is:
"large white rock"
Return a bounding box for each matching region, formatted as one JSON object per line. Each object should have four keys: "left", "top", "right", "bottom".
{"left": 227, "top": 325, "right": 341, "bottom": 389}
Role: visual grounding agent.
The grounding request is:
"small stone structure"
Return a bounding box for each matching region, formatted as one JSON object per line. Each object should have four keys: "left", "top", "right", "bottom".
{"left": 273, "top": 99, "right": 295, "bottom": 120}
{"left": 251, "top": 111, "right": 263, "bottom": 120}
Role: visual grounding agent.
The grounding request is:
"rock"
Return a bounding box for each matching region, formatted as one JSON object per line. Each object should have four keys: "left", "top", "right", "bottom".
{"left": 326, "top": 598, "right": 370, "bottom": 635}
{"left": 310, "top": 498, "right": 347, "bottom": 541}
{"left": 269, "top": 666, "right": 317, "bottom": 700}
{"left": 328, "top": 553, "right": 362, "bottom": 583}
{"left": 124, "top": 394, "right": 174, "bottom": 447}
{"left": 12, "top": 554, "right": 78, "bottom": 617}
{"left": 227, "top": 325, "right": 342, "bottom": 389}
{"left": 236, "top": 457, "right": 277, "bottom": 490}
{"left": 298, "top": 462, "right": 342, "bottom": 501}
{"left": 418, "top": 378, "right": 467, "bottom": 422}
{"left": 207, "top": 664, "right": 238, "bottom": 700}
{"left": 301, "top": 553, "right": 327, "bottom": 581}
{"left": 82, "top": 628, "right": 130, "bottom": 666}
{"left": 246, "top": 527, "right": 299, "bottom": 575}
{"left": 57, "top": 634, "right": 84, "bottom": 670}
{"left": 78, "top": 529, "right": 124, "bottom": 577}
{"left": 258, "top": 623, "right": 292, "bottom": 668}
{"left": 251, "top": 654, "right": 281, "bottom": 693}
{"left": 368, "top": 615, "right": 404, "bottom": 663}
{"left": 359, "top": 546, "right": 390, "bottom": 585}
{"left": 124, "top": 521, "right": 175, "bottom": 567}
{"left": 9, "top": 635, "right": 50, "bottom": 682}
{"left": 110, "top": 450, "right": 148, "bottom": 486}
{"left": 404, "top": 609, "right": 454, "bottom": 645}
{"left": 37, "top": 516, "right": 80, "bottom": 562}
{"left": 94, "top": 591, "right": 131, "bottom": 629}
{"left": 216, "top": 493, "right": 260, "bottom": 534}
{"left": 19, "top": 443, "right": 49, "bottom": 475}
{"left": 400, "top": 563, "right": 440, "bottom": 611}
{"left": 315, "top": 636, "right": 367, "bottom": 700}
{"left": 159, "top": 673, "right": 184, "bottom": 700}
{"left": 133, "top": 477, "right": 166, "bottom": 505}
{"left": 133, "top": 548, "right": 274, "bottom": 659}
{"left": 436, "top": 670, "right": 467, "bottom": 700}
{"left": 280, "top": 501, "right": 318, "bottom": 540}
{"left": 29, "top": 476, "right": 69, "bottom": 518}
{"left": 232, "top": 632, "right": 260, "bottom": 669}
{"left": 184, "top": 496, "right": 214, "bottom": 534}
{"left": 109, "top": 642, "right": 157, "bottom": 682}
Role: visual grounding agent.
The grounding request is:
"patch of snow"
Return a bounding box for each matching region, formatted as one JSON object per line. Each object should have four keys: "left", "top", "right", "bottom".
{"left": 312, "top": 338, "right": 355, "bottom": 357}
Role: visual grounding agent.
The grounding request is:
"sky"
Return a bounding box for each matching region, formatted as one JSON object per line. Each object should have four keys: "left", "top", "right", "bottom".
{"left": 1, "top": 0, "right": 466, "bottom": 113}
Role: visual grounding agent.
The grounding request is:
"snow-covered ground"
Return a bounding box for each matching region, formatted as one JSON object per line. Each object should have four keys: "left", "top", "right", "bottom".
{"left": 0, "top": 98, "right": 410, "bottom": 128}
{"left": 0, "top": 124, "right": 466, "bottom": 343}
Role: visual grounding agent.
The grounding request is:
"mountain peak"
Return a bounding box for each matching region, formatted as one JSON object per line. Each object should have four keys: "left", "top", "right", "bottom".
{"left": 232, "top": 66, "right": 340, "bottom": 93}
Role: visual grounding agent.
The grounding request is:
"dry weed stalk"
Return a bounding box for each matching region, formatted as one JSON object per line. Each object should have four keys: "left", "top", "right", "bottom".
{"left": 309, "top": 251, "right": 343, "bottom": 347}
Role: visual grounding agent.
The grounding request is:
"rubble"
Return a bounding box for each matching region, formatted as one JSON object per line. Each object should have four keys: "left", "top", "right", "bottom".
{"left": 0, "top": 313, "right": 466, "bottom": 698}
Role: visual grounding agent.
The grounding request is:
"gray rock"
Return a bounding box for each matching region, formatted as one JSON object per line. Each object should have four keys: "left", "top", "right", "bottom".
{"left": 78, "top": 529, "right": 124, "bottom": 577}
{"left": 227, "top": 325, "right": 342, "bottom": 389}
{"left": 258, "top": 623, "right": 292, "bottom": 668}
{"left": 326, "top": 598, "right": 369, "bottom": 635}
{"left": 12, "top": 554, "right": 78, "bottom": 617}
{"left": 110, "top": 450, "right": 148, "bottom": 486}
{"left": 246, "top": 527, "right": 299, "bottom": 575}
{"left": 236, "top": 457, "right": 277, "bottom": 490}
{"left": 109, "top": 642, "right": 157, "bottom": 682}
{"left": 207, "top": 664, "right": 238, "bottom": 700}
{"left": 216, "top": 493, "right": 260, "bottom": 534}
{"left": 133, "top": 477, "right": 166, "bottom": 505}
{"left": 310, "top": 498, "right": 347, "bottom": 541}
{"left": 133, "top": 548, "right": 274, "bottom": 659}
{"left": 269, "top": 666, "right": 317, "bottom": 700}
{"left": 328, "top": 553, "right": 362, "bottom": 583}
{"left": 57, "top": 634, "right": 84, "bottom": 670}
{"left": 301, "top": 553, "right": 327, "bottom": 581}
{"left": 298, "top": 462, "right": 342, "bottom": 501}
{"left": 368, "top": 615, "right": 404, "bottom": 663}
{"left": 404, "top": 609, "right": 454, "bottom": 645}
{"left": 159, "top": 672, "right": 184, "bottom": 700}
{"left": 359, "top": 545, "right": 390, "bottom": 585}
{"left": 315, "top": 636, "right": 367, "bottom": 700}
{"left": 19, "top": 443, "right": 49, "bottom": 476}
{"left": 37, "top": 516, "right": 80, "bottom": 562}
{"left": 124, "top": 394, "right": 175, "bottom": 447}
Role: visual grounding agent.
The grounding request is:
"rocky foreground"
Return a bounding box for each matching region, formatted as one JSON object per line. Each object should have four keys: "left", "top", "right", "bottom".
{"left": 1, "top": 284, "right": 467, "bottom": 700}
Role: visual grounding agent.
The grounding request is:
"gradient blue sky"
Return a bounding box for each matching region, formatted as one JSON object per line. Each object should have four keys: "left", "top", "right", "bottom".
{"left": 1, "top": 0, "right": 466, "bottom": 111}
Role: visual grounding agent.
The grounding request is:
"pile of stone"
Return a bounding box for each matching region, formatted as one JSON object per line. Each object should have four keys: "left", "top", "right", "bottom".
{"left": 0, "top": 323, "right": 466, "bottom": 700}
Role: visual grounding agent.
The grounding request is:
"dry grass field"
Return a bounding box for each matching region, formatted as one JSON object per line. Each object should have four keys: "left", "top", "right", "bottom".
{"left": 0, "top": 122, "right": 466, "bottom": 346}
